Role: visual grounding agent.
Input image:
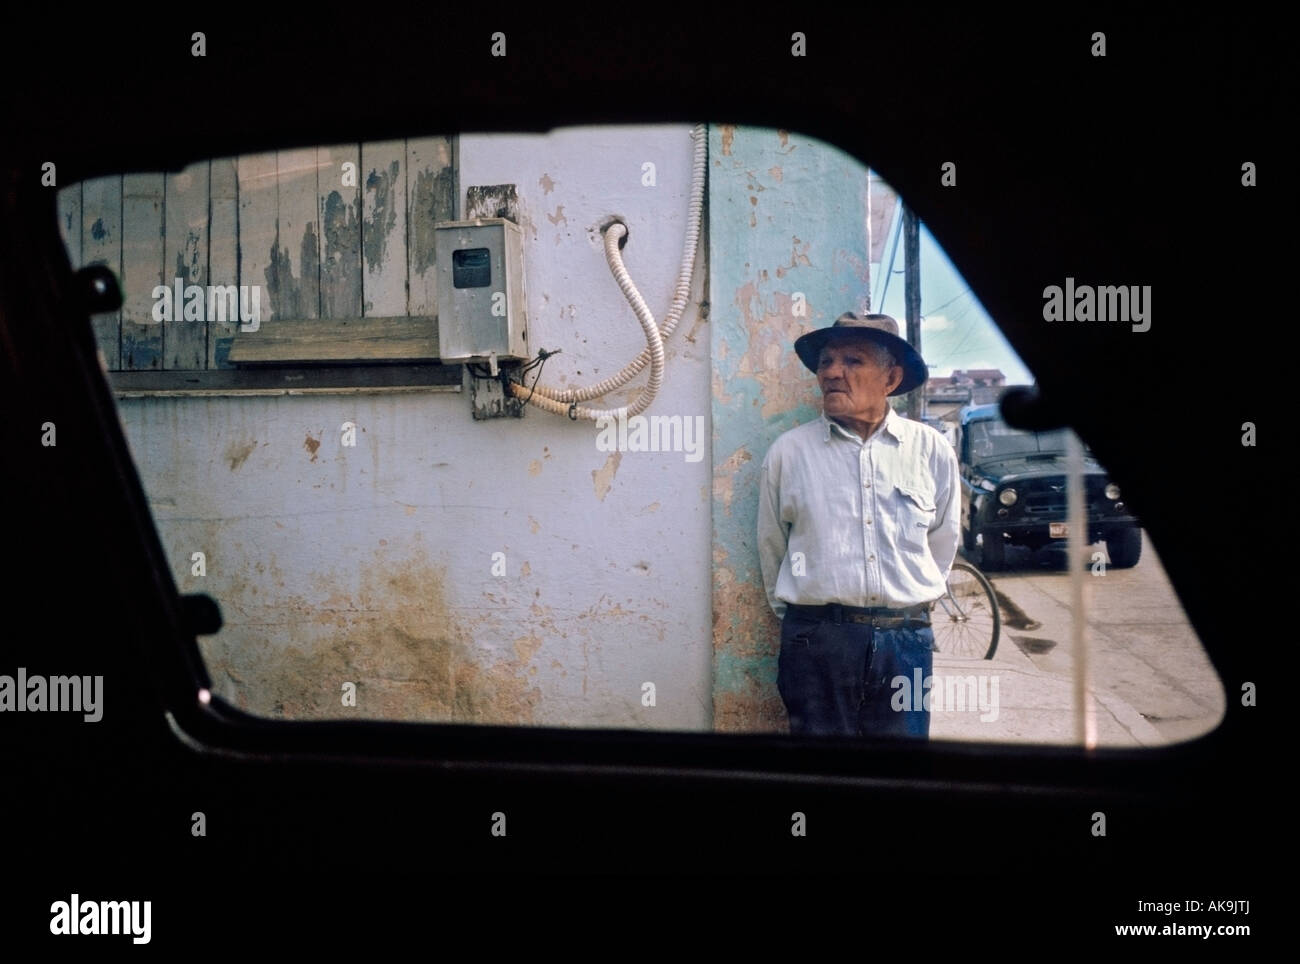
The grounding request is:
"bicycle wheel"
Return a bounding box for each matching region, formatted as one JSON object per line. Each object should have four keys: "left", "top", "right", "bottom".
{"left": 929, "top": 561, "right": 1000, "bottom": 659}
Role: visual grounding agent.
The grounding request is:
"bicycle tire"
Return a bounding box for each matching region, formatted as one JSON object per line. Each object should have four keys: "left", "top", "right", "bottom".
{"left": 931, "top": 561, "right": 1001, "bottom": 659}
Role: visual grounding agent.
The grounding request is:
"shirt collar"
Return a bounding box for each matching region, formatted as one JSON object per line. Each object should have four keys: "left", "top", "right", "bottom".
{"left": 821, "top": 405, "right": 905, "bottom": 444}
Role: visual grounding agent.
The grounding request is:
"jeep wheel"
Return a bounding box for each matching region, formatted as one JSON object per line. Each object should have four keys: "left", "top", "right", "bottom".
{"left": 980, "top": 529, "right": 1005, "bottom": 570}
{"left": 1106, "top": 527, "right": 1142, "bottom": 568}
{"left": 963, "top": 522, "right": 977, "bottom": 553}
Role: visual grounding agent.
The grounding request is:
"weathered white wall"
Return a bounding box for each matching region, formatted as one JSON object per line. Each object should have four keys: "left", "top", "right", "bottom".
{"left": 118, "top": 124, "right": 712, "bottom": 729}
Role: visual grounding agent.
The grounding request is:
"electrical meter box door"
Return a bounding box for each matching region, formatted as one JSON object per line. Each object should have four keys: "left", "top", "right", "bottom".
{"left": 434, "top": 218, "right": 529, "bottom": 364}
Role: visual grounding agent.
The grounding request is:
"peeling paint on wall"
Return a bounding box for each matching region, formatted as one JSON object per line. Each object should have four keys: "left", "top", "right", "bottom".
{"left": 299, "top": 222, "right": 320, "bottom": 313}
{"left": 321, "top": 189, "right": 362, "bottom": 318}
{"left": 225, "top": 439, "right": 257, "bottom": 471}
{"left": 592, "top": 451, "right": 622, "bottom": 501}
{"left": 709, "top": 125, "right": 871, "bottom": 732}
{"left": 465, "top": 183, "right": 520, "bottom": 222}
{"left": 202, "top": 544, "right": 543, "bottom": 723}
{"left": 265, "top": 234, "right": 291, "bottom": 318}
{"left": 410, "top": 164, "right": 455, "bottom": 276}
{"left": 363, "top": 160, "right": 401, "bottom": 271}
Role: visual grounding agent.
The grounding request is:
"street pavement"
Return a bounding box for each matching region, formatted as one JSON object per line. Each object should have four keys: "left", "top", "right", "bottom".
{"left": 929, "top": 531, "right": 1225, "bottom": 747}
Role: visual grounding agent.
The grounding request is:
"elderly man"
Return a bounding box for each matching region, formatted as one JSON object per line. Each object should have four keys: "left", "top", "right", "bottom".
{"left": 757, "top": 313, "right": 960, "bottom": 738}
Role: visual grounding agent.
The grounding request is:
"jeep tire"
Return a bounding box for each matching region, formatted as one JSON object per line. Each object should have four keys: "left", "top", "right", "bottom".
{"left": 1105, "top": 527, "right": 1142, "bottom": 569}
{"left": 980, "top": 529, "right": 1006, "bottom": 571}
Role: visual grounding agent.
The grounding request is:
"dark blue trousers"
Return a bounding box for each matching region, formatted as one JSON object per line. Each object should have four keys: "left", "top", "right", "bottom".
{"left": 777, "top": 610, "right": 934, "bottom": 739}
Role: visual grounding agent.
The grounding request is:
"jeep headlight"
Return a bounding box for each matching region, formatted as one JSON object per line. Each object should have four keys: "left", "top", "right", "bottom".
{"left": 999, "top": 488, "right": 1018, "bottom": 506}
{"left": 1105, "top": 483, "right": 1121, "bottom": 500}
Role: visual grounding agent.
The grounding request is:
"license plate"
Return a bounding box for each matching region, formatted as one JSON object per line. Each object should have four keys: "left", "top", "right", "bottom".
{"left": 1050, "top": 522, "right": 1069, "bottom": 538}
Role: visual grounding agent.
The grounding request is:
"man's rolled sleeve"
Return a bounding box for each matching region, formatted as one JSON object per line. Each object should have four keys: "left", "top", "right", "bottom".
{"left": 927, "top": 442, "right": 961, "bottom": 580}
{"left": 756, "top": 450, "right": 790, "bottom": 619}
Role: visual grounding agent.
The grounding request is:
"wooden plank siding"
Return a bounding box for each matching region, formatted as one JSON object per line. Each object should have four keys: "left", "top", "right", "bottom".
{"left": 360, "top": 140, "right": 407, "bottom": 317}
{"left": 56, "top": 182, "right": 81, "bottom": 262}
{"left": 236, "top": 151, "right": 280, "bottom": 326}
{"left": 275, "top": 147, "right": 321, "bottom": 323}
{"left": 318, "top": 144, "right": 363, "bottom": 320}
{"left": 120, "top": 174, "right": 165, "bottom": 371}
{"left": 64, "top": 138, "right": 457, "bottom": 392}
{"left": 208, "top": 158, "right": 240, "bottom": 369}
{"left": 407, "top": 136, "right": 455, "bottom": 316}
{"left": 81, "top": 176, "right": 123, "bottom": 370}
{"left": 163, "top": 162, "right": 209, "bottom": 370}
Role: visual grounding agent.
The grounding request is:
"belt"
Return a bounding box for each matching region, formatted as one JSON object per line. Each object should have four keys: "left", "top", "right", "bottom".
{"left": 786, "top": 602, "right": 931, "bottom": 628}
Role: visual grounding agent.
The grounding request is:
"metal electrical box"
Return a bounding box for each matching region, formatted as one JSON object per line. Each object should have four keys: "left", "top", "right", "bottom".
{"left": 435, "top": 218, "right": 529, "bottom": 364}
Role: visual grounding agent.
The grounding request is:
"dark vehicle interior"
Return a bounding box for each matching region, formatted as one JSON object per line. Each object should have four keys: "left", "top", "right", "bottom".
{"left": 2, "top": 9, "right": 1274, "bottom": 943}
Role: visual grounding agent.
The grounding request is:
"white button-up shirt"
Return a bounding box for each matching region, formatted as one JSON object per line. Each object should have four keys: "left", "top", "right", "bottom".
{"left": 757, "top": 406, "right": 961, "bottom": 618}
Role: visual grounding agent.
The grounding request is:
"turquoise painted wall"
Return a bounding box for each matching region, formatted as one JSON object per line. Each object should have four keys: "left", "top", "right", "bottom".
{"left": 708, "top": 124, "right": 872, "bottom": 730}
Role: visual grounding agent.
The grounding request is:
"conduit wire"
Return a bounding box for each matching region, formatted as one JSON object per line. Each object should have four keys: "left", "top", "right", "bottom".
{"left": 506, "top": 122, "right": 707, "bottom": 421}
{"left": 516, "top": 347, "right": 560, "bottom": 405}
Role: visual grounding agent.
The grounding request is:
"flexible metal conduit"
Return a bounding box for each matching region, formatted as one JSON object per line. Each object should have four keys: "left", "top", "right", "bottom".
{"left": 507, "top": 122, "right": 707, "bottom": 420}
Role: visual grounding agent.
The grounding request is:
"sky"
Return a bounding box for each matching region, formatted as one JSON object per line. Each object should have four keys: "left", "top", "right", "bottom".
{"left": 871, "top": 204, "right": 1035, "bottom": 386}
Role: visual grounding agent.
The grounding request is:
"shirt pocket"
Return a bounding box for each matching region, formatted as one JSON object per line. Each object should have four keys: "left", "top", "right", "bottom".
{"left": 895, "top": 481, "right": 937, "bottom": 551}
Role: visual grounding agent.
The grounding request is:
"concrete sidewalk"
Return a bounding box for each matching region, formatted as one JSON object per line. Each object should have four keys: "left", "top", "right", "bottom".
{"left": 927, "top": 631, "right": 1165, "bottom": 746}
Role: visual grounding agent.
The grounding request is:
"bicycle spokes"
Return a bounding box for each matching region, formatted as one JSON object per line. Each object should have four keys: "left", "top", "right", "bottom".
{"left": 931, "top": 562, "right": 1000, "bottom": 659}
